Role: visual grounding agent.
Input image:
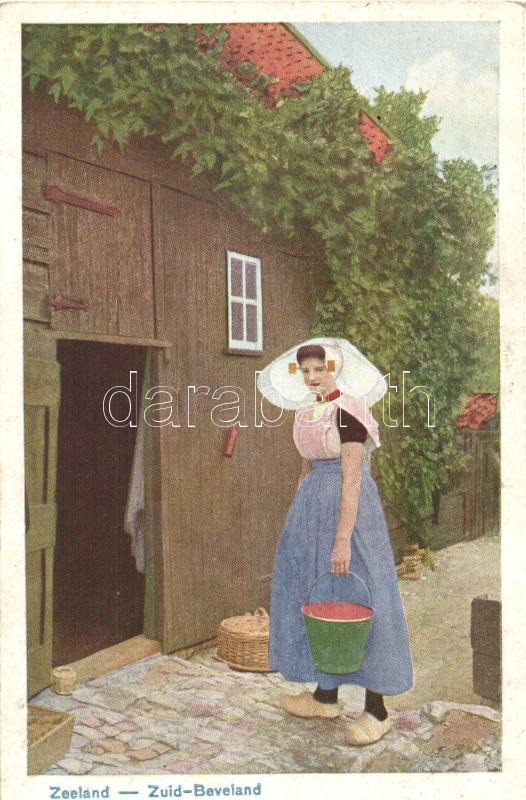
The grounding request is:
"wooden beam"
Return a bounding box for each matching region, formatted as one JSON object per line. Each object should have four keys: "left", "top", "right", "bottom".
{"left": 52, "top": 330, "right": 171, "bottom": 349}
{"left": 60, "top": 634, "right": 218, "bottom": 683}
{"left": 63, "top": 635, "right": 161, "bottom": 683}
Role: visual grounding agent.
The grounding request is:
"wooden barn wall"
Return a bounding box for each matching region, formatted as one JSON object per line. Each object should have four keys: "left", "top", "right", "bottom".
{"left": 22, "top": 86, "right": 499, "bottom": 654}
{"left": 23, "top": 149, "right": 56, "bottom": 362}
{"left": 22, "top": 86, "right": 321, "bottom": 652}
{"left": 156, "top": 186, "right": 319, "bottom": 649}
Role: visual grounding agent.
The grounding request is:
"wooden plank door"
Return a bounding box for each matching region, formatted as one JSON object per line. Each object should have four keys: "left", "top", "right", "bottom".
{"left": 24, "top": 356, "right": 60, "bottom": 697}
{"left": 47, "top": 152, "right": 156, "bottom": 338}
{"left": 155, "top": 187, "right": 245, "bottom": 651}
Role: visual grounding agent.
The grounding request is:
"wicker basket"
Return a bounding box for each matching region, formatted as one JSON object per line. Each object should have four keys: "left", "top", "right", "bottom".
{"left": 216, "top": 607, "right": 274, "bottom": 672}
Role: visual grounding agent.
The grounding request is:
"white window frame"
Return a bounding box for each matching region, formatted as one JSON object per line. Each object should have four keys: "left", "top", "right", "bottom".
{"left": 226, "top": 250, "right": 263, "bottom": 351}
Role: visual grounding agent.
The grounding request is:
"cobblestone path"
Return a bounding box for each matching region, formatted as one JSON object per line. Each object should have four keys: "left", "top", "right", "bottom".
{"left": 33, "top": 650, "right": 501, "bottom": 775}
{"left": 32, "top": 535, "right": 501, "bottom": 774}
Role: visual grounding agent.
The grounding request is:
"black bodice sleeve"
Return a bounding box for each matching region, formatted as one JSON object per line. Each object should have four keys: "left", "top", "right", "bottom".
{"left": 336, "top": 407, "right": 367, "bottom": 444}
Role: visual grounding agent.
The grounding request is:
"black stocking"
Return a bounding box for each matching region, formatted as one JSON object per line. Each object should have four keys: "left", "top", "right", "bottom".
{"left": 312, "top": 687, "right": 388, "bottom": 718}
{"left": 365, "top": 689, "right": 388, "bottom": 721}
{"left": 312, "top": 685, "right": 339, "bottom": 704}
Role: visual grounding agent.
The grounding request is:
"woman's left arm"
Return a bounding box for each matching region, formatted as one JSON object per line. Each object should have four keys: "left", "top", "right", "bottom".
{"left": 330, "top": 442, "right": 363, "bottom": 575}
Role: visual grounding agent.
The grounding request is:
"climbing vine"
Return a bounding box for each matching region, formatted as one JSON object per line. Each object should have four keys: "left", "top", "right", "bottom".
{"left": 22, "top": 24, "right": 497, "bottom": 540}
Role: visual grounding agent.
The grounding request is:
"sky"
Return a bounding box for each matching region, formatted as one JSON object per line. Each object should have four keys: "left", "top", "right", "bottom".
{"left": 295, "top": 22, "right": 498, "bottom": 167}
{"left": 295, "top": 21, "right": 499, "bottom": 296}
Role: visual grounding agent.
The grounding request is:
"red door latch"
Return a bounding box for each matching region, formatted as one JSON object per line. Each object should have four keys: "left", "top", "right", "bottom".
{"left": 223, "top": 425, "right": 239, "bottom": 458}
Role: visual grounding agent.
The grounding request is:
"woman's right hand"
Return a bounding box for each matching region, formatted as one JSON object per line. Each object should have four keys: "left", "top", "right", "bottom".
{"left": 330, "top": 535, "right": 351, "bottom": 575}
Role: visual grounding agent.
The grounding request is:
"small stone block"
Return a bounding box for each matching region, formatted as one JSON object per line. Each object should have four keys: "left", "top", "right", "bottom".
{"left": 130, "top": 748, "right": 159, "bottom": 761}
{"left": 56, "top": 757, "right": 92, "bottom": 775}
{"left": 116, "top": 721, "right": 139, "bottom": 732}
{"left": 152, "top": 743, "right": 171, "bottom": 754}
{"left": 74, "top": 711, "right": 102, "bottom": 729}
{"left": 98, "top": 738, "right": 127, "bottom": 754}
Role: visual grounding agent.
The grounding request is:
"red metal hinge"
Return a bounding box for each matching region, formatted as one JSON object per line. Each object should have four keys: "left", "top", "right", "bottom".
{"left": 49, "top": 295, "right": 89, "bottom": 311}
{"left": 45, "top": 186, "right": 120, "bottom": 217}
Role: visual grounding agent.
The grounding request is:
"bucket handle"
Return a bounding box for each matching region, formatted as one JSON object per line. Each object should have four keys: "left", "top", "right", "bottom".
{"left": 307, "top": 570, "right": 372, "bottom": 608}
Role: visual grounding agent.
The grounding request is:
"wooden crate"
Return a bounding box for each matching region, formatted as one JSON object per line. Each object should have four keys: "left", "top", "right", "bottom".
{"left": 27, "top": 704, "right": 74, "bottom": 775}
{"left": 471, "top": 594, "right": 501, "bottom": 655}
{"left": 471, "top": 594, "right": 501, "bottom": 702}
{"left": 473, "top": 650, "right": 501, "bottom": 702}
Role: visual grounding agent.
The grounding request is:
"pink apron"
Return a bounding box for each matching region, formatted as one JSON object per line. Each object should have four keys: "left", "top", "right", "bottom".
{"left": 293, "top": 393, "right": 381, "bottom": 460}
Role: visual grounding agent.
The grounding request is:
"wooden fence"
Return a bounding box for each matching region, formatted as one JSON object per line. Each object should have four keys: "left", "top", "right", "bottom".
{"left": 383, "top": 425, "right": 500, "bottom": 561}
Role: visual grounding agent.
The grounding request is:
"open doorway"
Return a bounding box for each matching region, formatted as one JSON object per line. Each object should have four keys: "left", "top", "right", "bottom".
{"left": 53, "top": 340, "right": 147, "bottom": 666}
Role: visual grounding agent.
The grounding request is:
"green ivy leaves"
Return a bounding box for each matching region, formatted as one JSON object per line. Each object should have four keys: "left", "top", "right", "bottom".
{"left": 22, "top": 24, "right": 498, "bottom": 539}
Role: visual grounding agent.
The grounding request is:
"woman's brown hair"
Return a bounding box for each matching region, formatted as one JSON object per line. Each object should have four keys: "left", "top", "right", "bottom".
{"left": 296, "top": 344, "right": 326, "bottom": 365}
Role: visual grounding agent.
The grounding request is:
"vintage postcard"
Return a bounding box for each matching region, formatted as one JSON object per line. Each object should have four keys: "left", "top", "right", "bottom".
{"left": 0, "top": 1, "right": 524, "bottom": 798}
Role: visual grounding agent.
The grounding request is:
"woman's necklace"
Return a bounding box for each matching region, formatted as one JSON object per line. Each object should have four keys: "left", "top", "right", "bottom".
{"left": 315, "top": 388, "right": 342, "bottom": 404}
{"left": 323, "top": 389, "right": 342, "bottom": 403}
{"left": 310, "top": 388, "right": 342, "bottom": 421}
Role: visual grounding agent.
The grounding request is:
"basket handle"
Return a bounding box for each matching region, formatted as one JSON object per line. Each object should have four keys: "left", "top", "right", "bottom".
{"left": 307, "top": 570, "right": 372, "bottom": 607}
{"left": 253, "top": 607, "right": 269, "bottom": 617}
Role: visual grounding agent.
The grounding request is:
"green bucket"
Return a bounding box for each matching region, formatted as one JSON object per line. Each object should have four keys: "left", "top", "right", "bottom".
{"left": 302, "top": 571, "right": 374, "bottom": 674}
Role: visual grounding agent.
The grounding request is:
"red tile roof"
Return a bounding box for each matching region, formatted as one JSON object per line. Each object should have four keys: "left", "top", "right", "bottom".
{"left": 217, "top": 23, "right": 390, "bottom": 162}
{"left": 359, "top": 110, "right": 391, "bottom": 163}
{"left": 221, "top": 23, "right": 324, "bottom": 99}
{"left": 456, "top": 393, "right": 498, "bottom": 430}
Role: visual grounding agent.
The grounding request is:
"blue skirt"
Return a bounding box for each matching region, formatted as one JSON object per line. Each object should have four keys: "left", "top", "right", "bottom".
{"left": 268, "top": 458, "right": 413, "bottom": 694}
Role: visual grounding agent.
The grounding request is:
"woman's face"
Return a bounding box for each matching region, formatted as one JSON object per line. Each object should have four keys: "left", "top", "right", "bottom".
{"left": 299, "top": 357, "right": 333, "bottom": 392}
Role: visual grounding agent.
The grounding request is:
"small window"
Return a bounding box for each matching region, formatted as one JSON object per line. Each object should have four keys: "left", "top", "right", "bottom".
{"left": 226, "top": 250, "right": 263, "bottom": 351}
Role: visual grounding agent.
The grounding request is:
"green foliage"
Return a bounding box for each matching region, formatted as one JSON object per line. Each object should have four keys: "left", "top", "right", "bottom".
{"left": 372, "top": 86, "right": 439, "bottom": 159}
{"left": 22, "top": 24, "right": 497, "bottom": 538}
{"left": 464, "top": 295, "right": 500, "bottom": 394}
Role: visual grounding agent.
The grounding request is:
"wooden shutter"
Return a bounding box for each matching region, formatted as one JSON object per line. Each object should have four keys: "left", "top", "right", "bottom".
{"left": 25, "top": 357, "right": 60, "bottom": 697}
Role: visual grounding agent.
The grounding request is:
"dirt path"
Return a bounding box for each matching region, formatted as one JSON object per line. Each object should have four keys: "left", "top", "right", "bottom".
{"left": 391, "top": 535, "right": 500, "bottom": 710}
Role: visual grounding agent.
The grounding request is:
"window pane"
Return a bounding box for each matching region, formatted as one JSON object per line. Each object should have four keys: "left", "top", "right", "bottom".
{"left": 230, "top": 258, "right": 243, "bottom": 296}
{"left": 231, "top": 301, "right": 244, "bottom": 341}
{"left": 245, "top": 262, "right": 258, "bottom": 300}
{"left": 246, "top": 304, "right": 258, "bottom": 342}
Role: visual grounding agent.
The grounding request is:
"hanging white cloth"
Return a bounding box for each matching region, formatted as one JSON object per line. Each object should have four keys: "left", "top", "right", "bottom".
{"left": 124, "top": 413, "right": 145, "bottom": 573}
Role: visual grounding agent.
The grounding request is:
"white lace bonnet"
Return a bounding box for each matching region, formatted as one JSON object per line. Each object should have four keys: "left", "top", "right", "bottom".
{"left": 256, "top": 336, "right": 387, "bottom": 411}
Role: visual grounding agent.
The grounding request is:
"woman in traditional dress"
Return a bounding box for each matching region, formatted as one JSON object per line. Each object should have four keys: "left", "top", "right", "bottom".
{"left": 258, "top": 338, "right": 413, "bottom": 746}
